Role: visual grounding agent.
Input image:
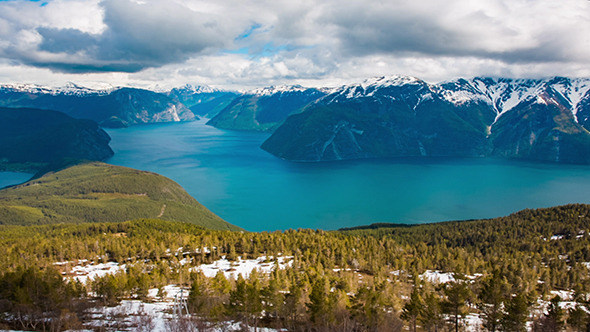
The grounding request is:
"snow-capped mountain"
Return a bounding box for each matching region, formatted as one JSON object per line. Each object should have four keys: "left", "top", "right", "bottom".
{"left": 0, "top": 82, "right": 114, "bottom": 96}
{"left": 0, "top": 83, "right": 194, "bottom": 127}
{"left": 262, "top": 75, "right": 590, "bottom": 164}
{"left": 166, "top": 84, "right": 237, "bottom": 118}
{"left": 439, "top": 77, "right": 590, "bottom": 121}
{"left": 249, "top": 84, "right": 311, "bottom": 97}
{"left": 169, "top": 84, "right": 220, "bottom": 95}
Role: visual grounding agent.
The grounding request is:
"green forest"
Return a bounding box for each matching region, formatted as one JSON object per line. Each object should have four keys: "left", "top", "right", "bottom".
{"left": 1, "top": 204, "right": 590, "bottom": 331}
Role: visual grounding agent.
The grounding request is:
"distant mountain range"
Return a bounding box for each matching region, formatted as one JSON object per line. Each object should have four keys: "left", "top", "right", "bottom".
{"left": 2, "top": 76, "right": 590, "bottom": 164}
{"left": 0, "top": 83, "right": 196, "bottom": 127}
{"left": 262, "top": 76, "right": 590, "bottom": 164}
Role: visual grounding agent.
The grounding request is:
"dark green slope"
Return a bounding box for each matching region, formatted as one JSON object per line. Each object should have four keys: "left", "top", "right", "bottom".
{"left": 207, "top": 87, "right": 326, "bottom": 132}
{"left": 0, "top": 107, "right": 114, "bottom": 172}
{"left": 490, "top": 90, "right": 590, "bottom": 164}
{"left": 0, "top": 162, "right": 240, "bottom": 231}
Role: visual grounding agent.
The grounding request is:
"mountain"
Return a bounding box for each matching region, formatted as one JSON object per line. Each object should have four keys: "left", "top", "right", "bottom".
{"left": 0, "top": 162, "right": 240, "bottom": 230}
{"left": 0, "top": 107, "right": 114, "bottom": 172}
{"left": 262, "top": 75, "right": 590, "bottom": 163}
{"left": 167, "top": 84, "right": 238, "bottom": 118}
{"left": 207, "top": 85, "right": 328, "bottom": 132}
{"left": 0, "top": 83, "right": 195, "bottom": 127}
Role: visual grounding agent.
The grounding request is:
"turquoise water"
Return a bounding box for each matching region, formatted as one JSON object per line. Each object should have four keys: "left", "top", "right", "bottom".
{"left": 0, "top": 172, "right": 32, "bottom": 189}
{"left": 105, "top": 119, "right": 590, "bottom": 231}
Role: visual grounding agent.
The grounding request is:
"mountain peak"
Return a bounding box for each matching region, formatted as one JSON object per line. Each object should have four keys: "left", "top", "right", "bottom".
{"left": 249, "top": 85, "right": 310, "bottom": 96}
{"left": 171, "top": 84, "right": 219, "bottom": 94}
{"left": 360, "top": 75, "right": 425, "bottom": 89}
{"left": 0, "top": 82, "right": 112, "bottom": 96}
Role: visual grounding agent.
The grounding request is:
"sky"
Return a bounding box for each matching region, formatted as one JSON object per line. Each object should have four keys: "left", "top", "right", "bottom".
{"left": 0, "top": 0, "right": 589, "bottom": 90}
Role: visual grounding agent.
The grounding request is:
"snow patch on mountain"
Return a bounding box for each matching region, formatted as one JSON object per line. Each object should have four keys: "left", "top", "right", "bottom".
{"left": 249, "top": 85, "right": 309, "bottom": 96}
{"left": 170, "top": 83, "right": 220, "bottom": 94}
{"left": 0, "top": 82, "right": 114, "bottom": 96}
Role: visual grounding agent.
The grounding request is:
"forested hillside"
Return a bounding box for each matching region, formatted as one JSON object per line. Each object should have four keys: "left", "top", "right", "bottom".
{"left": 1, "top": 204, "right": 589, "bottom": 331}
{"left": 0, "top": 107, "right": 113, "bottom": 172}
{"left": 0, "top": 162, "right": 239, "bottom": 230}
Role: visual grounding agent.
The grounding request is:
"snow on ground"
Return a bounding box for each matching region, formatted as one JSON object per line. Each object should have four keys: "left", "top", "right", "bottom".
{"left": 63, "top": 261, "right": 126, "bottom": 284}
{"left": 193, "top": 255, "right": 293, "bottom": 279}
{"left": 464, "top": 313, "right": 483, "bottom": 332}
{"left": 85, "top": 298, "right": 281, "bottom": 332}
{"left": 420, "top": 270, "right": 456, "bottom": 284}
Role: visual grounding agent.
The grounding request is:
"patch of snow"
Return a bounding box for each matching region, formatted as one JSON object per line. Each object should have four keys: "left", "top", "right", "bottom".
{"left": 420, "top": 270, "right": 455, "bottom": 284}
{"left": 171, "top": 84, "right": 219, "bottom": 94}
{"left": 360, "top": 75, "right": 423, "bottom": 89}
{"left": 464, "top": 313, "right": 483, "bottom": 332}
{"left": 550, "top": 290, "right": 573, "bottom": 301}
{"left": 249, "top": 85, "right": 309, "bottom": 96}
{"left": 0, "top": 82, "right": 113, "bottom": 96}
{"left": 193, "top": 255, "right": 293, "bottom": 279}
{"left": 65, "top": 261, "right": 125, "bottom": 284}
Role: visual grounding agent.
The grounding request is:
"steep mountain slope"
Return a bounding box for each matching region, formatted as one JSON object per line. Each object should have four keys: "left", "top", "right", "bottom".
{"left": 0, "top": 107, "right": 113, "bottom": 172}
{"left": 262, "top": 76, "right": 491, "bottom": 161}
{"left": 262, "top": 76, "right": 590, "bottom": 163}
{"left": 207, "top": 85, "right": 327, "bottom": 132}
{"left": 0, "top": 84, "right": 195, "bottom": 127}
{"left": 489, "top": 89, "right": 590, "bottom": 163}
{"left": 167, "top": 84, "right": 238, "bottom": 118}
{"left": 0, "top": 162, "right": 240, "bottom": 230}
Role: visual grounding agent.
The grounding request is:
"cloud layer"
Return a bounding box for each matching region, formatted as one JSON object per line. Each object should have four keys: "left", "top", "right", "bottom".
{"left": 0, "top": 0, "right": 589, "bottom": 89}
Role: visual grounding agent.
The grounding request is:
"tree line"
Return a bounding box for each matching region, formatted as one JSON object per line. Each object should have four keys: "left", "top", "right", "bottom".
{"left": 0, "top": 204, "right": 589, "bottom": 330}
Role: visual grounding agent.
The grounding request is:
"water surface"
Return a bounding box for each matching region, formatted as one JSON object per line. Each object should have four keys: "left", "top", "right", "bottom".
{"left": 0, "top": 172, "right": 32, "bottom": 189}
{"left": 106, "top": 120, "right": 590, "bottom": 231}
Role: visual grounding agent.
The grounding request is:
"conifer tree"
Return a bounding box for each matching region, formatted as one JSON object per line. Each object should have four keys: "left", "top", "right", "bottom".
{"left": 442, "top": 277, "right": 472, "bottom": 332}
{"left": 500, "top": 291, "right": 530, "bottom": 332}
{"left": 401, "top": 285, "right": 423, "bottom": 332}
{"left": 478, "top": 270, "right": 508, "bottom": 332}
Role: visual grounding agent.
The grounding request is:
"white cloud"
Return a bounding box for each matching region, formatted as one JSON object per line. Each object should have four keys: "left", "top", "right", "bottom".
{"left": 0, "top": 0, "right": 589, "bottom": 89}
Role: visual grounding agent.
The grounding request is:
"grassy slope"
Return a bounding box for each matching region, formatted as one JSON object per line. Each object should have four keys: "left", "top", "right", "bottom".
{"left": 0, "top": 162, "right": 241, "bottom": 231}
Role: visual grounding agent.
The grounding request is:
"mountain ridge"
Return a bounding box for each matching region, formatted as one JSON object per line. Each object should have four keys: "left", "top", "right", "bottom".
{"left": 262, "top": 75, "right": 590, "bottom": 163}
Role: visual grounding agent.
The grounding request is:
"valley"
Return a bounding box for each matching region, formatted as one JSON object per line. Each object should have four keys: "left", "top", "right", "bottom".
{"left": 1, "top": 76, "right": 590, "bottom": 331}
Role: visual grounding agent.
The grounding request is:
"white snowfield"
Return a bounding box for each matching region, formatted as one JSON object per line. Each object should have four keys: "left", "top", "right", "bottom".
{"left": 249, "top": 84, "right": 310, "bottom": 96}
{"left": 193, "top": 255, "right": 294, "bottom": 279}
{"left": 0, "top": 82, "right": 114, "bottom": 95}
{"left": 56, "top": 255, "right": 294, "bottom": 285}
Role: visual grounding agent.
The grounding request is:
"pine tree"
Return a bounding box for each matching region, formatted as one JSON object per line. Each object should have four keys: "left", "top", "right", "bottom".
{"left": 500, "top": 291, "right": 530, "bottom": 332}
{"left": 478, "top": 270, "right": 508, "bottom": 332}
{"left": 442, "top": 278, "right": 472, "bottom": 332}
{"left": 420, "top": 290, "right": 443, "bottom": 332}
{"left": 307, "top": 277, "right": 330, "bottom": 329}
{"left": 540, "top": 295, "right": 565, "bottom": 332}
{"left": 567, "top": 304, "right": 587, "bottom": 332}
{"left": 401, "top": 285, "right": 423, "bottom": 332}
